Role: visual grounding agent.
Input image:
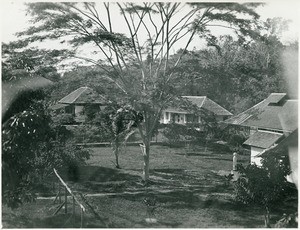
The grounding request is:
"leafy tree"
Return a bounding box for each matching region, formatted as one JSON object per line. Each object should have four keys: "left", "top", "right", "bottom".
{"left": 234, "top": 153, "right": 294, "bottom": 227}
{"left": 2, "top": 97, "right": 89, "bottom": 208}
{"left": 172, "top": 33, "right": 289, "bottom": 113}
{"left": 87, "top": 104, "right": 142, "bottom": 168}
{"left": 2, "top": 37, "right": 91, "bottom": 208}
{"left": 1, "top": 42, "right": 68, "bottom": 82}
{"left": 18, "top": 2, "right": 263, "bottom": 181}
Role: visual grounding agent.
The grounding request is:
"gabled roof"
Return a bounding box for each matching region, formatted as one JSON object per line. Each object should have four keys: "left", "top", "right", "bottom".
{"left": 224, "top": 93, "right": 287, "bottom": 125}
{"left": 259, "top": 129, "right": 298, "bottom": 157}
{"left": 242, "top": 100, "right": 298, "bottom": 132}
{"left": 243, "top": 131, "right": 283, "bottom": 149}
{"left": 224, "top": 93, "right": 297, "bottom": 132}
{"left": 58, "top": 87, "right": 106, "bottom": 104}
{"left": 165, "top": 96, "right": 232, "bottom": 116}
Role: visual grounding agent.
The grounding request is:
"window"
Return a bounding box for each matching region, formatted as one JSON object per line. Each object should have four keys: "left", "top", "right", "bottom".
{"left": 65, "top": 105, "right": 74, "bottom": 114}
{"left": 186, "top": 114, "right": 199, "bottom": 123}
{"left": 166, "top": 112, "right": 170, "bottom": 120}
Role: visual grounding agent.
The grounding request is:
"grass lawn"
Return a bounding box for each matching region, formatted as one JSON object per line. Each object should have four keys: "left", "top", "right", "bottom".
{"left": 2, "top": 143, "right": 297, "bottom": 228}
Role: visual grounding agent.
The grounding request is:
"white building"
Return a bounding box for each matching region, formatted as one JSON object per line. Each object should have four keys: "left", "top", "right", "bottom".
{"left": 54, "top": 86, "right": 107, "bottom": 123}
{"left": 160, "top": 96, "right": 232, "bottom": 125}
{"left": 226, "top": 93, "right": 298, "bottom": 166}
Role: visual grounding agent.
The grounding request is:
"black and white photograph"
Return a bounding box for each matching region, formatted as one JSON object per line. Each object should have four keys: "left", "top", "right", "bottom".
{"left": 1, "top": 1, "right": 299, "bottom": 228}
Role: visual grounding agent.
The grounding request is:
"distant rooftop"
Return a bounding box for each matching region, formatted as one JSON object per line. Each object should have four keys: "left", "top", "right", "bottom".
{"left": 224, "top": 93, "right": 287, "bottom": 125}
{"left": 259, "top": 129, "right": 298, "bottom": 157}
{"left": 243, "top": 131, "right": 283, "bottom": 149}
{"left": 242, "top": 99, "right": 298, "bottom": 132}
{"left": 166, "top": 96, "right": 232, "bottom": 116}
{"left": 224, "top": 93, "right": 298, "bottom": 132}
{"left": 58, "top": 87, "right": 106, "bottom": 105}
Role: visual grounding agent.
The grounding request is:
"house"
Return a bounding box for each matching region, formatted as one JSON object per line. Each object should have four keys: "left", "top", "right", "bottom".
{"left": 224, "top": 93, "right": 289, "bottom": 135}
{"left": 160, "top": 96, "right": 232, "bottom": 125}
{"left": 53, "top": 87, "right": 107, "bottom": 123}
{"left": 224, "top": 93, "right": 298, "bottom": 166}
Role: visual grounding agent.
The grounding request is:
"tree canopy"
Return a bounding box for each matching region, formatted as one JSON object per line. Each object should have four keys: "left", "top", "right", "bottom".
{"left": 17, "top": 2, "right": 264, "bottom": 181}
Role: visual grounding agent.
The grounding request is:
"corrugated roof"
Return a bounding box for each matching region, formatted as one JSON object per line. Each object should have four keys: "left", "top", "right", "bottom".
{"left": 202, "top": 97, "right": 233, "bottom": 116}
{"left": 267, "top": 93, "right": 287, "bottom": 103}
{"left": 242, "top": 100, "right": 298, "bottom": 132}
{"left": 224, "top": 93, "right": 287, "bottom": 125}
{"left": 181, "top": 96, "right": 232, "bottom": 116}
{"left": 243, "top": 131, "right": 283, "bottom": 149}
{"left": 259, "top": 129, "right": 298, "bottom": 157}
{"left": 58, "top": 87, "right": 106, "bottom": 104}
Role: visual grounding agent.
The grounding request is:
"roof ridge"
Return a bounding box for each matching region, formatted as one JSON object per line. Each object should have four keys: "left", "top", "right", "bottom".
{"left": 257, "top": 130, "right": 283, "bottom": 135}
{"left": 200, "top": 96, "right": 206, "bottom": 107}
{"left": 71, "top": 87, "right": 88, "bottom": 103}
{"left": 204, "top": 97, "right": 232, "bottom": 115}
{"left": 182, "top": 96, "right": 206, "bottom": 98}
{"left": 270, "top": 93, "right": 287, "bottom": 95}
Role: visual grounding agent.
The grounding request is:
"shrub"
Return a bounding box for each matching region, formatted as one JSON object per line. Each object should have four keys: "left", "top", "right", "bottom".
{"left": 2, "top": 101, "right": 90, "bottom": 208}
{"left": 234, "top": 152, "right": 295, "bottom": 227}
{"left": 52, "top": 113, "right": 75, "bottom": 125}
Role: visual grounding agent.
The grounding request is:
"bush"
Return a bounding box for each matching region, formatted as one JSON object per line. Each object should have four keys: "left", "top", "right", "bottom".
{"left": 222, "top": 129, "right": 248, "bottom": 152}
{"left": 2, "top": 101, "right": 90, "bottom": 208}
{"left": 161, "top": 122, "right": 203, "bottom": 146}
{"left": 234, "top": 153, "right": 295, "bottom": 227}
{"left": 52, "top": 113, "right": 75, "bottom": 125}
{"left": 72, "top": 124, "right": 112, "bottom": 143}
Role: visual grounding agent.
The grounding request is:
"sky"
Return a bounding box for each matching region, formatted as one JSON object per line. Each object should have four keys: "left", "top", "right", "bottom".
{"left": 1, "top": 1, "right": 299, "bottom": 72}
{"left": 1, "top": 1, "right": 299, "bottom": 44}
{"left": 1, "top": 1, "right": 298, "bottom": 100}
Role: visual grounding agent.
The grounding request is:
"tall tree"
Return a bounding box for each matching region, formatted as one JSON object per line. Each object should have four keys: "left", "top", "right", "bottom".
{"left": 172, "top": 30, "right": 289, "bottom": 113}
{"left": 19, "top": 2, "right": 262, "bottom": 181}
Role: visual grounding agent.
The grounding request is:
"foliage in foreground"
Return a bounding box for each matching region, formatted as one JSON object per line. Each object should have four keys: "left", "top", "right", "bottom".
{"left": 17, "top": 2, "right": 264, "bottom": 181}
{"left": 234, "top": 153, "right": 296, "bottom": 227}
{"left": 2, "top": 98, "right": 89, "bottom": 209}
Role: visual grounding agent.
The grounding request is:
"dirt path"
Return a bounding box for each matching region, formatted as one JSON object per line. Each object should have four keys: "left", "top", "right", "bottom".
{"left": 37, "top": 187, "right": 210, "bottom": 200}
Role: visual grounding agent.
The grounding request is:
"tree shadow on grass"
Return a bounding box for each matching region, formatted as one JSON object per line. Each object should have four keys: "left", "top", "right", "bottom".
{"left": 33, "top": 213, "right": 108, "bottom": 228}
{"left": 60, "top": 165, "right": 143, "bottom": 193}
{"left": 75, "top": 165, "right": 141, "bottom": 183}
{"left": 113, "top": 188, "right": 205, "bottom": 210}
{"left": 135, "top": 219, "right": 182, "bottom": 228}
{"left": 175, "top": 152, "right": 213, "bottom": 157}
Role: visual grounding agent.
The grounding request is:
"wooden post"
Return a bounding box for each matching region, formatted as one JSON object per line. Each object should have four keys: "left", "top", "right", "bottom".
{"left": 59, "top": 185, "right": 61, "bottom": 203}
{"left": 73, "top": 196, "right": 76, "bottom": 226}
{"left": 53, "top": 201, "right": 66, "bottom": 216}
{"left": 80, "top": 208, "right": 84, "bottom": 228}
{"left": 65, "top": 188, "right": 68, "bottom": 214}
{"left": 73, "top": 196, "right": 75, "bottom": 215}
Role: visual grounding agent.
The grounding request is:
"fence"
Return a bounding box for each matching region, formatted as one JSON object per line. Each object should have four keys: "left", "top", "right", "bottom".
{"left": 53, "top": 168, "right": 85, "bottom": 227}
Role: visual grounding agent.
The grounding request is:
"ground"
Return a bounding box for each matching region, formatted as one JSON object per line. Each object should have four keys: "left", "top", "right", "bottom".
{"left": 2, "top": 143, "right": 297, "bottom": 228}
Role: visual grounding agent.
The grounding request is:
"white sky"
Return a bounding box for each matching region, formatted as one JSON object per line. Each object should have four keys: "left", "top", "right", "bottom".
{"left": 1, "top": 1, "right": 299, "bottom": 44}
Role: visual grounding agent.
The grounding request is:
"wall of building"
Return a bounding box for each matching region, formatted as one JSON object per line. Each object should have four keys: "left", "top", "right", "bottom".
{"left": 74, "top": 105, "right": 85, "bottom": 122}
{"left": 161, "top": 111, "right": 187, "bottom": 124}
{"left": 215, "top": 115, "right": 230, "bottom": 122}
{"left": 250, "top": 146, "right": 264, "bottom": 166}
{"left": 160, "top": 111, "right": 229, "bottom": 125}
{"left": 75, "top": 105, "right": 84, "bottom": 115}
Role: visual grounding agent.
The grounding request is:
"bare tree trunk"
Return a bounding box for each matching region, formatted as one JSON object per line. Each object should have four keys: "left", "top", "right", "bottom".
{"left": 142, "top": 140, "right": 150, "bottom": 182}
{"left": 112, "top": 138, "right": 120, "bottom": 169}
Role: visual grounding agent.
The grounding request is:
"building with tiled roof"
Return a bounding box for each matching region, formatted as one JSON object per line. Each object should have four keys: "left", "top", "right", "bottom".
{"left": 59, "top": 87, "right": 106, "bottom": 105}
{"left": 160, "top": 96, "right": 232, "bottom": 125}
{"left": 258, "top": 129, "right": 298, "bottom": 184}
{"left": 53, "top": 87, "right": 108, "bottom": 123}
{"left": 224, "top": 93, "right": 288, "bottom": 126}
{"left": 224, "top": 93, "right": 298, "bottom": 166}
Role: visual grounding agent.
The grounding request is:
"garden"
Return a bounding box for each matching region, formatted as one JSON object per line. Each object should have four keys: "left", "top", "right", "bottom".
{"left": 2, "top": 143, "right": 297, "bottom": 228}
{"left": 2, "top": 2, "right": 298, "bottom": 228}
